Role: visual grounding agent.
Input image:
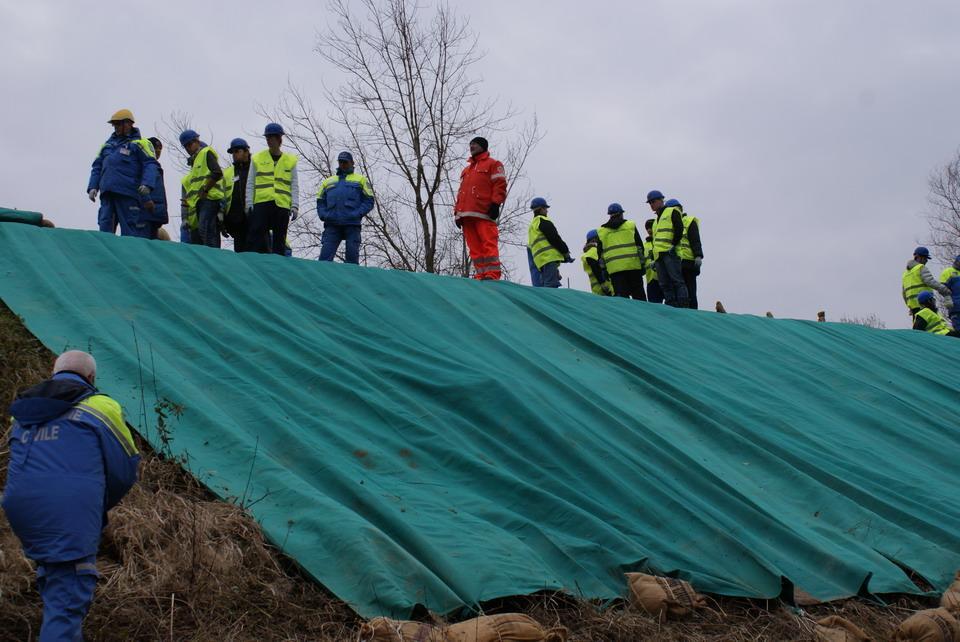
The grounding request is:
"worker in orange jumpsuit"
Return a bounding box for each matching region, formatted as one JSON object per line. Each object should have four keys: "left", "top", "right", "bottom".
{"left": 454, "top": 137, "right": 507, "bottom": 280}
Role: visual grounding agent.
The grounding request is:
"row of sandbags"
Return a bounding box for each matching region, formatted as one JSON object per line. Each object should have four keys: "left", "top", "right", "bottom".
{"left": 360, "top": 613, "right": 567, "bottom": 642}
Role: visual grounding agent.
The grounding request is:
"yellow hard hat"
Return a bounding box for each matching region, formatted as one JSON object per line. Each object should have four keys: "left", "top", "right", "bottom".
{"left": 108, "top": 109, "right": 135, "bottom": 123}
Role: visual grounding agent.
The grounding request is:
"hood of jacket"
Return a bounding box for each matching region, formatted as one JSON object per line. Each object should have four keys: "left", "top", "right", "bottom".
{"left": 602, "top": 216, "right": 628, "bottom": 230}
{"left": 906, "top": 259, "right": 920, "bottom": 271}
{"left": 9, "top": 372, "right": 97, "bottom": 426}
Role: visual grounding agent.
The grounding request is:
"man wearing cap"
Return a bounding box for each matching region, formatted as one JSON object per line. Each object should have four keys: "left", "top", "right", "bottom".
{"left": 454, "top": 137, "right": 507, "bottom": 280}
{"left": 940, "top": 255, "right": 960, "bottom": 329}
{"left": 666, "top": 198, "right": 704, "bottom": 310}
{"left": 643, "top": 219, "right": 663, "bottom": 304}
{"left": 245, "top": 123, "right": 299, "bottom": 254}
{"left": 597, "top": 203, "right": 647, "bottom": 300}
{"left": 913, "top": 291, "right": 960, "bottom": 337}
{"left": 526, "top": 197, "right": 572, "bottom": 288}
{"left": 87, "top": 109, "right": 160, "bottom": 238}
{"left": 902, "top": 246, "right": 949, "bottom": 314}
{"left": 143, "top": 137, "right": 169, "bottom": 239}
{"left": 2, "top": 350, "right": 139, "bottom": 640}
{"left": 648, "top": 190, "right": 688, "bottom": 307}
{"left": 316, "top": 151, "right": 375, "bottom": 264}
{"left": 582, "top": 229, "right": 612, "bottom": 295}
{"left": 179, "top": 129, "right": 224, "bottom": 247}
{"left": 221, "top": 138, "right": 252, "bottom": 252}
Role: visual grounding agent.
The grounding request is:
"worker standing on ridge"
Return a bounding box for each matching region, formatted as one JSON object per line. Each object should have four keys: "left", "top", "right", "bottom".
{"left": 902, "top": 246, "right": 949, "bottom": 314}
{"left": 940, "top": 255, "right": 960, "bottom": 329}
{"left": 144, "top": 137, "right": 168, "bottom": 240}
{"left": 221, "top": 138, "right": 252, "bottom": 252}
{"left": 87, "top": 109, "right": 159, "bottom": 238}
{"left": 913, "top": 291, "right": 960, "bottom": 337}
{"left": 597, "top": 203, "right": 647, "bottom": 300}
{"left": 582, "top": 229, "right": 612, "bottom": 295}
{"left": 179, "top": 129, "right": 224, "bottom": 247}
{"left": 648, "top": 190, "right": 689, "bottom": 307}
{"left": 526, "top": 197, "right": 572, "bottom": 287}
{"left": 1, "top": 351, "right": 139, "bottom": 641}
{"left": 454, "top": 136, "right": 506, "bottom": 280}
{"left": 245, "top": 123, "right": 299, "bottom": 255}
{"left": 316, "top": 151, "right": 374, "bottom": 264}
{"left": 666, "top": 198, "right": 704, "bottom": 310}
{"left": 643, "top": 219, "right": 663, "bottom": 304}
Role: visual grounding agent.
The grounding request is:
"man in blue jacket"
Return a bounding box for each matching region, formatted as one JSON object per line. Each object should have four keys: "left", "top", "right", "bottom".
{"left": 2, "top": 350, "right": 140, "bottom": 641}
{"left": 316, "top": 151, "right": 375, "bottom": 264}
{"left": 87, "top": 109, "right": 159, "bottom": 238}
{"left": 142, "top": 137, "right": 169, "bottom": 238}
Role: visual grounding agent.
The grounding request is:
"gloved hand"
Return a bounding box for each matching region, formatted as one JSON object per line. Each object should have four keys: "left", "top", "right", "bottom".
{"left": 487, "top": 203, "right": 501, "bottom": 220}
{"left": 290, "top": 207, "right": 299, "bottom": 221}
{"left": 137, "top": 185, "right": 151, "bottom": 196}
{"left": 88, "top": 189, "right": 98, "bottom": 202}
{"left": 694, "top": 257, "right": 703, "bottom": 268}
{"left": 143, "top": 200, "right": 155, "bottom": 213}
{"left": 563, "top": 253, "right": 574, "bottom": 263}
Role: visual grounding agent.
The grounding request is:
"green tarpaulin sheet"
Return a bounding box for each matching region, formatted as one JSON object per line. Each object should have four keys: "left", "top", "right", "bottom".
{"left": 1, "top": 223, "right": 959, "bottom": 617}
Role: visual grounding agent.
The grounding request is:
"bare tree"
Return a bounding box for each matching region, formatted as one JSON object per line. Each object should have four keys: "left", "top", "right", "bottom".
{"left": 927, "top": 148, "right": 960, "bottom": 262}
{"left": 155, "top": 111, "right": 195, "bottom": 170}
{"left": 262, "top": 0, "right": 541, "bottom": 274}
{"left": 839, "top": 313, "right": 886, "bottom": 329}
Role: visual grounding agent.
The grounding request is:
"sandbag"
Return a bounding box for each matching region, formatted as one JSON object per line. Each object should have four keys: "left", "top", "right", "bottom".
{"left": 941, "top": 571, "right": 960, "bottom": 613}
{"left": 893, "top": 608, "right": 960, "bottom": 642}
{"left": 359, "top": 616, "right": 446, "bottom": 642}
{"left": 814, "top": 615, "right": 872, "bottom": 642}
{"left": 625, "top": 572, "right": 707, "bottom": 618}
{"left": 446, "top": 614, "right": 567, "bottom": 642}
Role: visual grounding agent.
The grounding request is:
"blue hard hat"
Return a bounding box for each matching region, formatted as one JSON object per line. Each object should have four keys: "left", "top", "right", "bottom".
{"left": 646, "top": 190, "right": 665, "bottom": 203}
{"left": 914, "top": 246, "right": 931, "bottom": 258}
{"left": 178, "top": 129, "right": 199, "bottom": 147}
{"left": 530, "top": 197, "right": 549, "bottom": 210}
{"left": 227, "top": 137, "right": 249, "bottom": 153}
{"left": 607, "top": 202, "right": 624, "bottom": 215}
{"left": 586, "top": 229, "right": 599, "bottom": 241}
{"left": 337, "top": 151, "right": 354, "bottom": 162}
{"left": 665, "top": 198, "right": 681, "bottom": 208}
{"left": 917, "top": 290, "right": 936, "bottom": 305}
{"left": 264, "top": 122, "right": 285, "bottom": 136}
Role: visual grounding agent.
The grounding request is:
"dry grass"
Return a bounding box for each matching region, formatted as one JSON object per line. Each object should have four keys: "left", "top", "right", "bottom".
{"left": 0, "top": 301, "right": 941, "bottom": 640}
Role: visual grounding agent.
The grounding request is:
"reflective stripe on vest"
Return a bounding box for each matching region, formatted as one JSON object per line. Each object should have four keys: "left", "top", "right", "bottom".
{"left": 527, "top": 215, "right": 565, "bottom": 269}
{"left": 74, "top": 395, "right": 139, "bottom": 456}
{"left": 597, "top": 220, "right": 643, "bottom": 275}
{"left": 643, "top": 240, "right": 657, "bottom": 282}
{"left": 902, "top": 264, "right": 931, "bottom": 311}
{"left": 581, "top": 245, "right": 606, "bottom": 295}
{"left": 678, "top": 215, "right": 700, "bottom": 260}
{"left": 652, "top": 206, "right": 679, "bottom": 258}
{"left": 916, "top": 307, "right": 950, "bottom": 335}
{"left": 186, "top": 147, "right": 224, "bottom": 202}
{"left": 253, "top": 150, "right": 297, "bottom": 208}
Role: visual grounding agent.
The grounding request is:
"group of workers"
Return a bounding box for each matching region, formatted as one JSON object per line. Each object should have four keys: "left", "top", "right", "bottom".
{"left": 87, "top": 109, "right": 374, "bottom": 262}
{"left": 525, "top": 192, "right": 704, "bottom": 308}
{"left": 902, "top": 246, "right": 960, "bottom": 337}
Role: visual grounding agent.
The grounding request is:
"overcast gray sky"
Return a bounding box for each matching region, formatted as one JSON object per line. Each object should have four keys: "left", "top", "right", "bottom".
{"left": 2, "top": 1, "right": 959, "bottom": 327}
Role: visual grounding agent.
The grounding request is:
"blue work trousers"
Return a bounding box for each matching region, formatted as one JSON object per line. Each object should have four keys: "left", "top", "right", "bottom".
{"left": 196, "top": 199, "right": 221, "bottom": 248}
{"left": 319, "top": 224, "right": 361, "bottom": 264}
{"left": 526, "top": 247, "right": 542, "bottom": 287}
{"left": 98, "top": 193, "right": 152, "bottom": 238}
{"left": 539, "top": 261, "right": 561, "bottom": 288}
{"left": 37, "top": 554, "right": 98, "bottom": 642}
{"left": 655, "top": 251, "right": 689, "bottom": 308}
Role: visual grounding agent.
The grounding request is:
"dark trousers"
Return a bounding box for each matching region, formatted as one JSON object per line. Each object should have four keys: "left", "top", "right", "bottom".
{"left": 539, "top": 261, "right": 561, "bottom": 288}
{"left": 319, "top": 224, "right": 361, "bottom": 263}
{"left": 610, "top": 269, "right": 647, "bottom": 300}
{"left": 647, "top": 279, "right": 664, "bottom": 304}
{"left": 248, "top": 202, "right": 290, "bottom": 255}
{"left": 196, "top": 199, "right": 221, "bottom": 248}
{"left": 655, "top": 252, "right": 689, "bottom": 307}
{"left": 681, "top": 260, "right": 700, "bottom": 310}
{"left": 224, "top": 211, "right": 248, "bottom": 253}
{"left": 527, "top": 247, "right": 542, "bottom": 286}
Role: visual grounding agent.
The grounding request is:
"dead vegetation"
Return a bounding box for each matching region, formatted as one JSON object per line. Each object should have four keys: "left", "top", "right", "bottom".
{"left": 0, "top": 301, "right": 941, "bottom": 640}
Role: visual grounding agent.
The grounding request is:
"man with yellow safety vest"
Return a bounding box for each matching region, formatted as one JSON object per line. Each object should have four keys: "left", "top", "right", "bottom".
{"left": 526, "top": 197, "right": 572, "bottom": 287}
{"left": 597, "top": 203, "right": 647, "bottom": 300}
{"left": 221, "top": 138, "right": 252, "bottom": 252}
{"left": 245, "top": 123, "right": 299, "bottom": 255}
{"left": 940, "top": 254, "right": 960, "bottom": 330}
{"left": 179, "top": 129, "right": 224, "bottom": 247}
{"left": 647, "top": 190, "right": 688, "bottom": 308}
{"left": 87, "top": 109, "right": 160, "bottom": 238}
{"left": 666, "top": 198, "right": 704, "bottom": 310}
{"left": 581, "top": 229, "right": 612, "bottom": 295}
{"left": 643, "top": 219, "right": 663, "bottom": 304}
{"left": 913, "top": 291, "right": 960, "bottom": 337}
{"left": 317, "top": 151, "right": 375, "bottom": 263}
{"left": 902, "top": 246, "right": 949, "bottom": 314}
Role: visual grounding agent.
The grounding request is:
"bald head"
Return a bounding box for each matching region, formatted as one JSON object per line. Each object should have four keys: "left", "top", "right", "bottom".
{"left": 53, "top": 350, "right": 97, "bottom": 384}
